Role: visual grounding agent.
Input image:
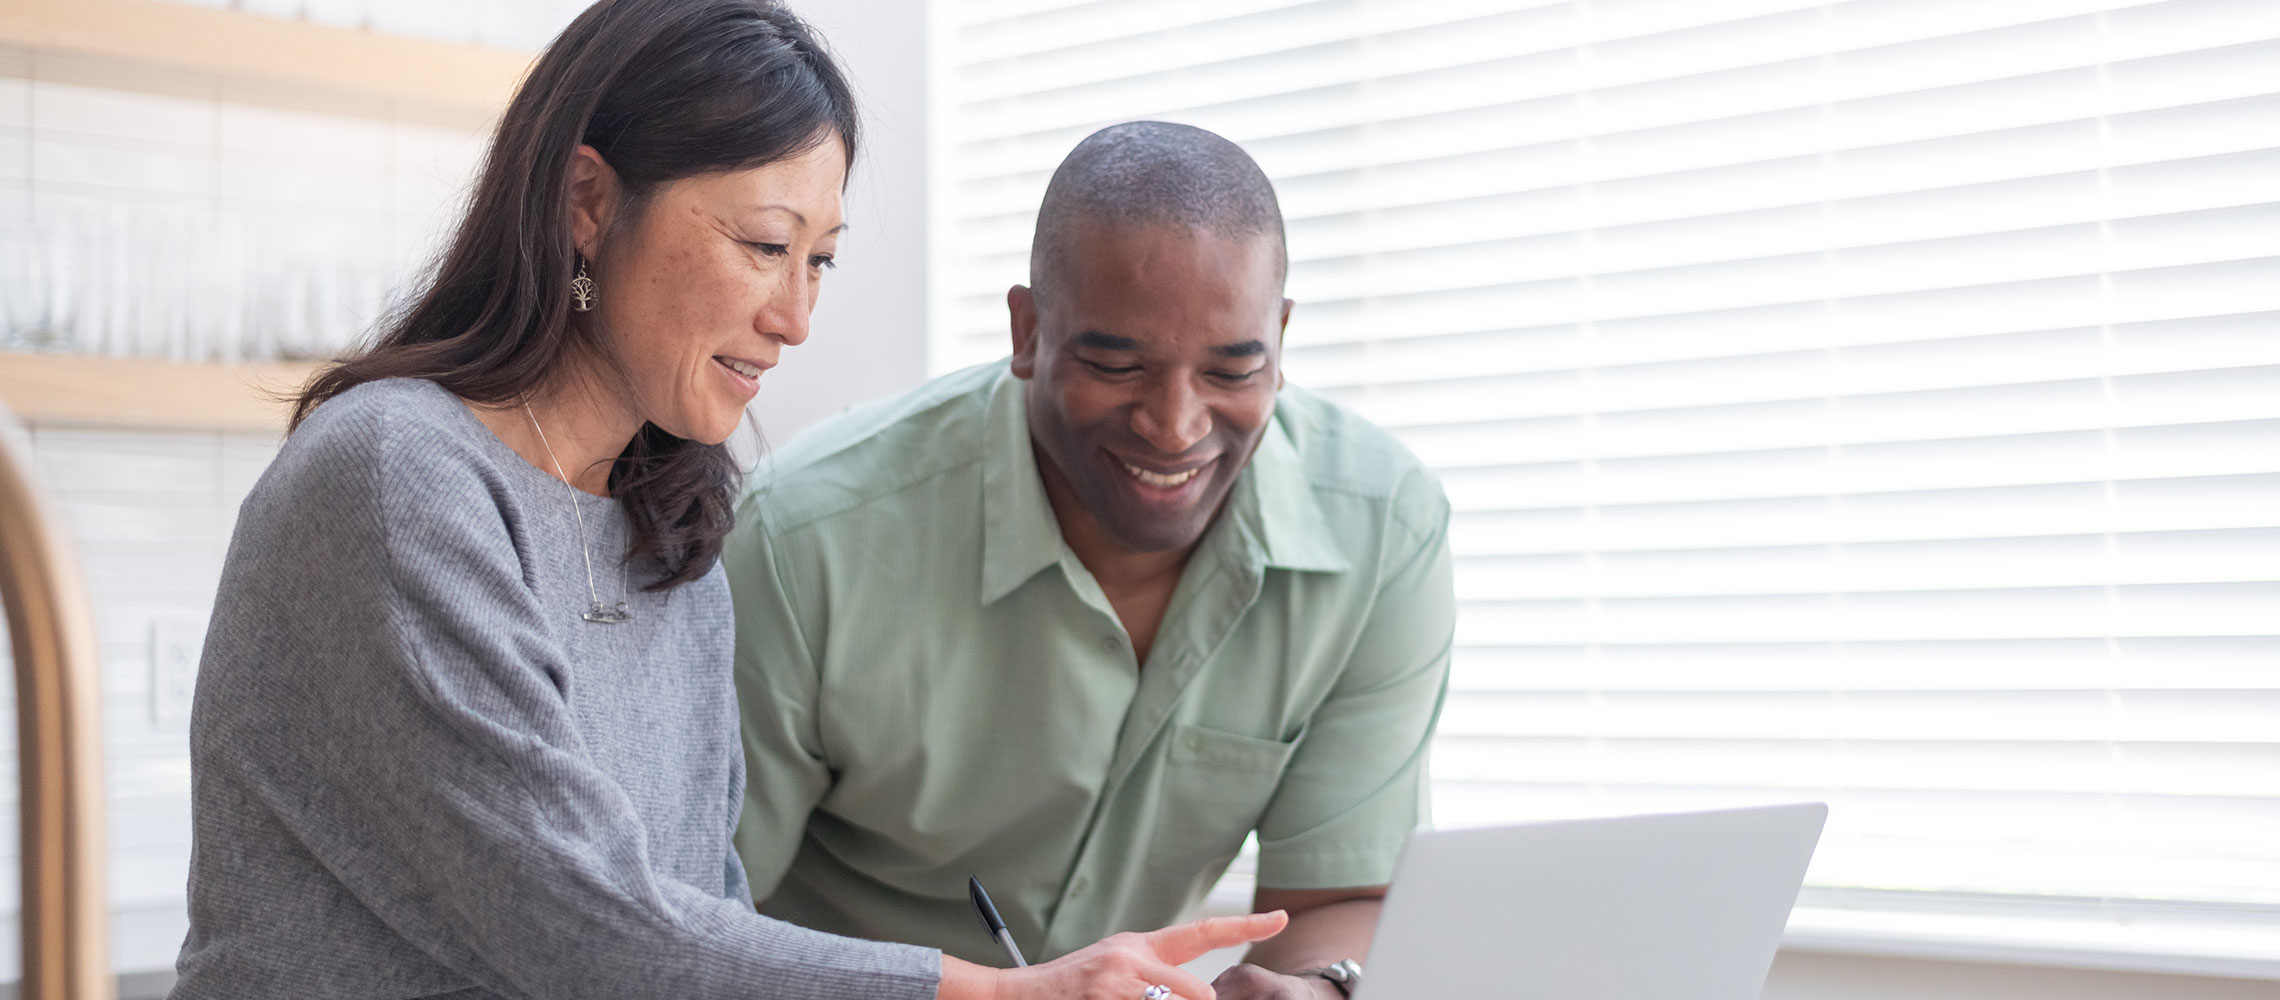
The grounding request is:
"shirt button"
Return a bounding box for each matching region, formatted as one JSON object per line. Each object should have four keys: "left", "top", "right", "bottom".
{"left": 1070, "top": 877, "right": 1090, "bottom": 897}
{"left": 1101, "top": 634, "right": 1120, "bottom": 652}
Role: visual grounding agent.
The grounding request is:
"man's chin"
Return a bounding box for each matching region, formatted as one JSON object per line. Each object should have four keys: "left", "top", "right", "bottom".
{"left": 1072, "top": 476, "right": 1220, "bottom": 554}
{"left": 1101, "top": 517, "right": 1209, "bottom": 556}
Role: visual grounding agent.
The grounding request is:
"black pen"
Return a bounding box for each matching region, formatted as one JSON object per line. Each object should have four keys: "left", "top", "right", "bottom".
{"left": 967, "top": 875, "right": 1028, "bottom": 967}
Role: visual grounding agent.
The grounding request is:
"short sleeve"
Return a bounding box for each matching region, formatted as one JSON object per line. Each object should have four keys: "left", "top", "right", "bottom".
{"left": 1253, "top": 496, "right": 1454, "bottom": 889}
{"left": 725, "top": 492, "right": 837, "bottom": 900}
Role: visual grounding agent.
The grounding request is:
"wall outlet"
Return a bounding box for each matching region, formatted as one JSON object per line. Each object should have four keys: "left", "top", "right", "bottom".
{"left": 150, "top": 616, "right": 205, "bottom": 726}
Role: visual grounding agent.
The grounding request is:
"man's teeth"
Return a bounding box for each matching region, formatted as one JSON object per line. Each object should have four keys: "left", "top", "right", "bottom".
{"left": 721, "top": 358, "right": 763, "bottom": 378}
{"left": 1123, "top": 462, "right": 1200, "bottom": 488}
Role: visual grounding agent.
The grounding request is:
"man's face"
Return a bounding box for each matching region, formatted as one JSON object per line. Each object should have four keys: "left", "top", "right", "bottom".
{"left": 1009, "top": 219, "right": 1291, "bottom": 555}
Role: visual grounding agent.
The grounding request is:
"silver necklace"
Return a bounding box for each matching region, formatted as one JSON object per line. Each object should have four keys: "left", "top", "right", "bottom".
{"left": 524, "top": 402, "right": 632, "bottom": 625}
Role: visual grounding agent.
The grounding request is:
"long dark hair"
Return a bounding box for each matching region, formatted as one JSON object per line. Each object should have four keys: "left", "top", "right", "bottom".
{"left": 293, "top": 0, "right": 859, "bottom": 589}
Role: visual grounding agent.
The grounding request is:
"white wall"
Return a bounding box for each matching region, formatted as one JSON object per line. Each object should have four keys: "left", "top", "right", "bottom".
{"left": 743, "top": 0, "right": 933, "bottom": 447}
{"left": 1762, "top": 952, "right": 2280, "bottom": 1000}
{"left": 0, "top": 416, "right": 281, "bottom": 994}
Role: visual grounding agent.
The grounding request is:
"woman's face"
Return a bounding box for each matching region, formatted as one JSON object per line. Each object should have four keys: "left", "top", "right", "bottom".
{"left": 582, "top": 138, "right": 848, "bottom": 445}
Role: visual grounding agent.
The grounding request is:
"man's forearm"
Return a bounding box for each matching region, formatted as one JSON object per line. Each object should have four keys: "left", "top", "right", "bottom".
{"left": 1241, "top": 897, "right": 1381, "bottom": 974}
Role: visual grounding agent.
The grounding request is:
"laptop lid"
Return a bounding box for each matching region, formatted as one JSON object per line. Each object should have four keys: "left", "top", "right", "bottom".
{"left": 1358, "top": 802, "right": 1827, "bottom": 999}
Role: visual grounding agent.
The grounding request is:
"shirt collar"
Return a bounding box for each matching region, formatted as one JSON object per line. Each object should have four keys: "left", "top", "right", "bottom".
{"left": 1226, "top": 411, "right": 1351, "bottom": 575}
{"left": 979, "top": 370, "right": 1351, "bottom": 605}
{"left": 981, "top": 370, "right": 1066, "bottom": 604}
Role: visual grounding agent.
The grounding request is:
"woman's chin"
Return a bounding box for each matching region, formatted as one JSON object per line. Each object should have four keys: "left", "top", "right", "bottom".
{"left": 654, "top": 408, "right": 746, "bottom": 448}
{"left": 693, "top": 417, "right": 744, "bottom": 447}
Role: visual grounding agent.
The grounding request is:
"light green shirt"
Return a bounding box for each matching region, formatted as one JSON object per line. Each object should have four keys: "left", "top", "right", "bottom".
{"left": 727, "top": 363, "right": 1453, "bottom": 964}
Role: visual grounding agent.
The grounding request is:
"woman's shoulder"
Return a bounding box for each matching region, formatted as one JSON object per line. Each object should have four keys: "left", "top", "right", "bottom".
{"left": 295, "top": 377, "right": 508, "bottom": 464}
{"left": 260, "top": 378, "right": 510, "bottom": 519}
{"left": 296, "top": 377, "right": 477, "bottom": 445}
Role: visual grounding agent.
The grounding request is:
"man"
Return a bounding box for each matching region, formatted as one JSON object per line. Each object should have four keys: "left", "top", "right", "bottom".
{"left": 726, "top": 121, "right": 1452, "bottom": 999}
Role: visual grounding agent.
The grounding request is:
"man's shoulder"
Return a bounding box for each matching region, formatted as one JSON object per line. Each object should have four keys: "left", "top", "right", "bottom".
{"left": 744, "top": 362, "right": 1006, "bottom": 535}
{"left": 1275, "top": 382, "right": 1448, "bottom": 537}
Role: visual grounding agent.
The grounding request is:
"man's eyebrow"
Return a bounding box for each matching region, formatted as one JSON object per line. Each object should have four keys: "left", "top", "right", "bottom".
{"left": 1073, "top": 330, "right": 1140, "bottom": 352}
{"left": 1212, "top": 340, "right": 1269, "bottom": 359}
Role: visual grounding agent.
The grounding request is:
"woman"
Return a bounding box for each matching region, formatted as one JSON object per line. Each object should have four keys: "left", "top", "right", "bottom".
{"left": 170, "top": 2, "right": 1281, "bottom": 998}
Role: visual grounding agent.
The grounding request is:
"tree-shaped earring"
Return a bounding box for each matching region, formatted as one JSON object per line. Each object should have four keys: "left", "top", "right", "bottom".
{"left": 571, "top": 253, "right": 597, "bottom": 312}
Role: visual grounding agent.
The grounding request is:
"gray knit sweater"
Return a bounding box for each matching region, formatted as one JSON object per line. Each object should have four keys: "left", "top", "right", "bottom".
{"left": 171, "top": 379, "right": 940, "bottom": 1000}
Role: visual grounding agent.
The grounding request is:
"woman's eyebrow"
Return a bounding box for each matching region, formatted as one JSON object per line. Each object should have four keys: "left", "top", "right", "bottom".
{"left": 746, "top": 204, "right": 849, "bottom": 234}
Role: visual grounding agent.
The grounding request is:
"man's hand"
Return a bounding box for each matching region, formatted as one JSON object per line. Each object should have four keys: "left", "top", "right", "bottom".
{"left": 1224, "top": 885, "right": 1383, "bottom": 1000}
{"left": 1211, "top": 963, "right": 1340, "bottom": 1000}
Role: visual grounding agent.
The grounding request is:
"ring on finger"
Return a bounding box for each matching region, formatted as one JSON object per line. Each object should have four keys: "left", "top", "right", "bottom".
{"left": 1142, "top": 986, "right": 1172, "bottom": 1000}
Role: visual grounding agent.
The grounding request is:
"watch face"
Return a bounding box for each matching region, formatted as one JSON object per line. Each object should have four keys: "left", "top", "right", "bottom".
{"left": 1306, "top": 960, "right": 1362, "bottom": 993}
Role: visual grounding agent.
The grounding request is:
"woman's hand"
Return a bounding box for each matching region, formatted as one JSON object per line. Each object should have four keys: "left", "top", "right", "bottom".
{"left": 939, "top": 910, "right": 1290, "bottom": 1000}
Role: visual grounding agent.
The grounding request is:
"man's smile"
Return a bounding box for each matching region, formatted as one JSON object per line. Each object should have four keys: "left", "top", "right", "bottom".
{"left": 1104, "top": 449, "right": 1217, "bottom": 503}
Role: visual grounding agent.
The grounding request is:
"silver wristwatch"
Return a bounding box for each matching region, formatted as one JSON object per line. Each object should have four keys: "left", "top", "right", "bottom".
{"left": 1300, "top": 959, "right": 1363, "bottom": 997}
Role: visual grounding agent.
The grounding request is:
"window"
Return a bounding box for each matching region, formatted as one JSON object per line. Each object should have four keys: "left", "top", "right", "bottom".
{"left": 931, "top": 0, "right": 2280, "bottom": 971}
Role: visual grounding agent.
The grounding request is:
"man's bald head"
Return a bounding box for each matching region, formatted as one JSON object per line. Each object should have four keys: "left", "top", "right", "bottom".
{"left": 1029, "top": 121, "right": 1287, "bottom": 305}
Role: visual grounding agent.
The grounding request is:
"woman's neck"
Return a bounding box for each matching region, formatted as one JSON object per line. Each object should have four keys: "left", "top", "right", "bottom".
{"left": 464, "top": 366, "right": 642, "bottom": 498}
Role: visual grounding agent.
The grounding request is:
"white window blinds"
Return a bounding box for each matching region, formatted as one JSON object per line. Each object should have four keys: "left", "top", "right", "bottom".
{"left": 930, "top": 0, "right": 2280, "bottom": 960}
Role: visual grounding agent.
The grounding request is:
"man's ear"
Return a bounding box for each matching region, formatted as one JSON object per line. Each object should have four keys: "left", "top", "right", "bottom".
{"left": 1275, "top": 297, "right": 1294, "bottom": 390}
{"left": 565, "top": 144, "right": 621, "bottom": 254}
{"left": 1009, "top": 285, "right": 1041, "bottom": 380}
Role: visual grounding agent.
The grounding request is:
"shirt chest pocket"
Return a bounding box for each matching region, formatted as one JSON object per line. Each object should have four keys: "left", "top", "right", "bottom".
{"left": 1145, "top": 721, "right": 1307, "bottom": 874}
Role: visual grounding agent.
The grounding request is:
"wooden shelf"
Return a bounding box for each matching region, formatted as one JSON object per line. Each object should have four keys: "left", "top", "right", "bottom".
{"left": 0, "top": 352, "right": 320, "bottom": 432}
{"left": 0, "top": 0, "right": 531, "bottom": 118}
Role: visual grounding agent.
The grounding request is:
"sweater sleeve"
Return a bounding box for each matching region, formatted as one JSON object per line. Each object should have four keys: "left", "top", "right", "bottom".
{"left": 193, "top": 400, "right": 939, "bottom": 1000}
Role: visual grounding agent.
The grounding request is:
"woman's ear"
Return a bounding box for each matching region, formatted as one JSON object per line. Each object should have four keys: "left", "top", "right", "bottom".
{"left": 565, "top": 144, "right": 621, "bottom": 253}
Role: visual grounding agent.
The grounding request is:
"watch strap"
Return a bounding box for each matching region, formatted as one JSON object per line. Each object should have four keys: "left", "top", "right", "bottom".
{"left": 1299, "top": 959, "right": 1362, "bottom": 998}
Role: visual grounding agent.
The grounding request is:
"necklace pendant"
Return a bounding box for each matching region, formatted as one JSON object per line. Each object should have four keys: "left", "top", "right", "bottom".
{"left": 582, "top": 603, "right": 632, "bottom": 625}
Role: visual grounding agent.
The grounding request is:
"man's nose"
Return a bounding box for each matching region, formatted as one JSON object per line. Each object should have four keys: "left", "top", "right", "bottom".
{"left": 1130, "top": 378, "right": 1210, "bottom": 455}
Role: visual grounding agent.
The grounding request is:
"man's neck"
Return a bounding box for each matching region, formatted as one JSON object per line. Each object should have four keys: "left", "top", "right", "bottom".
{"left": 1039, "top": 467, "right": 1194, "bottom": 666}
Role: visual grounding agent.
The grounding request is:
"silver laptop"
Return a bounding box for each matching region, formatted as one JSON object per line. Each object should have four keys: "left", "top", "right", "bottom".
{"left": 1358, "top": 803, "right": 1827, "bottom": 999}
